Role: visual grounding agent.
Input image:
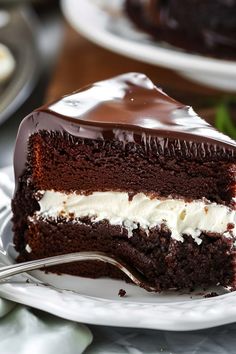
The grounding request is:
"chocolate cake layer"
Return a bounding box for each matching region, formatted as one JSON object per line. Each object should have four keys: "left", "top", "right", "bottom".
{"left": 28, "top": 131, "right": 235, "bottom": 205}
{"left": 15, "top": 216, "right": 236, "bottom": 291}
{"left": 12, "top": 172, "right": 236, "bottom": 290}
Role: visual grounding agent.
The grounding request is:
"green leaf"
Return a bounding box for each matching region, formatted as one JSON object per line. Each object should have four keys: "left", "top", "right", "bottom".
{"left": 215, "top": 101, "right": 236, "bottom": 139}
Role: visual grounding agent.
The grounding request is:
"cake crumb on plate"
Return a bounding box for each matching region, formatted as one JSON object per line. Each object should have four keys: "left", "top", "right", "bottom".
{"left": 118, "top": 289, "right": 126, "bottom": 297}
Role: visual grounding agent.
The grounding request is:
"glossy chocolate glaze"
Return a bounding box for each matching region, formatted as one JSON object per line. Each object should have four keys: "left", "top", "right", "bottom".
{"left": 14, "top": 73, "right": 236, "bottom": 180}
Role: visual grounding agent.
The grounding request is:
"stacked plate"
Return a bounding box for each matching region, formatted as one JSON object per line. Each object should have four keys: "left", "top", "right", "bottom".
{"left": 0, "top": 8, "right": 40, "bottom": 125}
{"left": 61, "top": 0, "right": 236, "bottom": 91}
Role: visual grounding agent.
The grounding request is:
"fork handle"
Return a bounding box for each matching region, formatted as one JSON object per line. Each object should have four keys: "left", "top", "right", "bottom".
{"left": 0, "top": 251, "right": 156, "bottom": 292}
{"left": 0, "top": 252, "right": 117, "bottom": 279}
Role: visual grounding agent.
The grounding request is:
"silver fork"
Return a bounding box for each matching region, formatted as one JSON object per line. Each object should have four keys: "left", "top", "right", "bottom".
{"left": 0, "top": 251, "right": 157, "bottom": 292}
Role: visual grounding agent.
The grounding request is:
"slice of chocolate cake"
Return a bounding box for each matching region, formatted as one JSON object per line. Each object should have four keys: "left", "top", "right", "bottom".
{"left": 125, "top": 0, "right": 236, "bottom": 59}
{"left": 12, "top": 73, "right": 236, "bottom": 291}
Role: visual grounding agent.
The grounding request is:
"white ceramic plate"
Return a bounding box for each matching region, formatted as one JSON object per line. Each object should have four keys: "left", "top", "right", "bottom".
{"left": 1, "top": 166, "right": 236, "bottom": 331}
{"left": 61, "top": 0, "right": 236, "bottom": 92}
{"left": 0, "top": 8, "right": 40, "bottom": 125}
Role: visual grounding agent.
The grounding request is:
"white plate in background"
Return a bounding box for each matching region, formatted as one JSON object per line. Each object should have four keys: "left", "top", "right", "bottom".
{"left": 0, "top": 8, "right": 40, "bottom": 125}
{"left": 61, "top": 0, "right": 236, "bottom": 91}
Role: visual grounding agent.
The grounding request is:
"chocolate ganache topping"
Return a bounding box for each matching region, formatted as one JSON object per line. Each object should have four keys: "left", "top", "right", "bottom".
{"left": 14, "top": 73, "right": 236, "bottom": 179}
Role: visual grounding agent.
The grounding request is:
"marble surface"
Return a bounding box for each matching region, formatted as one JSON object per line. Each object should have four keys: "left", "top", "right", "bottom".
{"left": 87, "top": 324, "right": 236, "bottom": 354}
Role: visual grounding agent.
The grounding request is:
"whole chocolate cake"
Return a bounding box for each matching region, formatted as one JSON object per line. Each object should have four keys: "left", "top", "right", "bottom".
{"left": 125, "top": 0, "right": 236, "bottom": 59}
{"left": 12, "top": 73, "right": 236, "bottom": 291}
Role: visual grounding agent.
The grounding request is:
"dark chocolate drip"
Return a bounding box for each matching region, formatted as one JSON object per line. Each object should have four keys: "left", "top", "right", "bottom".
{"left": 14, "top": 73, "right": 236, "bottom": 182}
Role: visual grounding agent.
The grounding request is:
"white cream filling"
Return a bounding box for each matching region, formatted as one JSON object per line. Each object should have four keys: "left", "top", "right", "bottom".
{"left": 34, "top": 191, "right": 236, "bottom": 245}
